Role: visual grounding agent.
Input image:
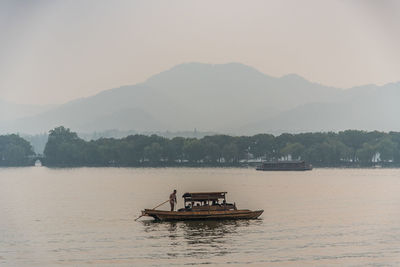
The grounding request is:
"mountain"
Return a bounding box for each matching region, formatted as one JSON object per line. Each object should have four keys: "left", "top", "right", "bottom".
{"left": 243, "top": 81, "right": 400, "bottom": 134}
{"left": 2, "top": 62, "right": 400, "bottom": 135}
{"left": 2, "top": 85, "right": 166, "bottom": 133}
{"left": 0, "top": 100, "right": 56, "bottom": 122}
{"left": 144, "top": 63, "right": 341, "bottom": 130}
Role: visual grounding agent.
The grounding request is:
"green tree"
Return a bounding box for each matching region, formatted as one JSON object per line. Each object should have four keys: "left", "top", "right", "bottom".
{"left": 202, "top": 140, "right": 220, "bottom": 163}
{"left": 280, "top": 142, "right": 305, "bottom": 160}
{"left": 339, "top": 130, "right": 369, "bottom": 162}
{"left": 376, "top": 137, "right": 395, "bottom": 162}
{"left": 389, "top": 132, "right": 400, "bottom": 163}
{"left": 356, "top": 143, "right": 376, "bottom": 164}
{"left": 0, "top": 134, "right": 35, "bottom": 166}
{"left": 164, "top": 137, "right": 185, "bottom": 162}
{"left": 43, "top": 126, "right": 84, "bottom": 166}
{"left": 183, "top": 139, "right": 204, "bottom": 163}
{"left": 302, "top": 139, "right": 350, "bottom": 166}
{"left": 144, "top": 142, "right": 163, "bottom": 163}
{"left": 222, "top": 143, "right": 239, "bottom": 163}
{"left": 40, "top": 126, "right": 400, "bottom": 168}
{"left": 250, "top": 134, "right": 275, "bottom": 159}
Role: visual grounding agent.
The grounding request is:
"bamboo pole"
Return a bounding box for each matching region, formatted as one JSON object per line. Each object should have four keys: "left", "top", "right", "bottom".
{"left": 134, "top": 199, "right": 169, "bottom": 221}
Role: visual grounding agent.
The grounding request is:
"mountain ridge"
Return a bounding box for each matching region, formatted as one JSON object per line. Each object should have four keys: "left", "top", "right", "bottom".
{"left": 2, "top": 62, "right": 400, "bottom": 135}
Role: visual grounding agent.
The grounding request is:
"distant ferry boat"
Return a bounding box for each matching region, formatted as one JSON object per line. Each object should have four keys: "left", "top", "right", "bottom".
{"left": 256, "top": 160, "right": 312, "bottom": 171}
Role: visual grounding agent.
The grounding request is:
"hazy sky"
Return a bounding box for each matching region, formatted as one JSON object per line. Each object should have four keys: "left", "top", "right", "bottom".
{"left": 1, "top": 0, "right": 400, "bottom": 105}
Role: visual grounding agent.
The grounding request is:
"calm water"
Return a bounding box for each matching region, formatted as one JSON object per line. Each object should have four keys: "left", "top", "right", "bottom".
{"left": 1, "top": 167, "right": 400, "bottom": 266}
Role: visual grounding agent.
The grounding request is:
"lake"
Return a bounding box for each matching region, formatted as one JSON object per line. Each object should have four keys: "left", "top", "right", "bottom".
{"left": 1, "top": 167, "right": 400, "bottom": 266}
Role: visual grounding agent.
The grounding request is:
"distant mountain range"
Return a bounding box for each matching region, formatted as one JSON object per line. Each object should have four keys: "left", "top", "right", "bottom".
{"left": 0, "top": 100, "right": 55, "bottom": 122}
{"left": 2, "top": 62, "right": 400, "bottom": 135}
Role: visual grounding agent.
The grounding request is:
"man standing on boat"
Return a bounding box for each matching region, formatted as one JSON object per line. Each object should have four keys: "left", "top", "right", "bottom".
{"left": 169, "top": 190, "right": 177, "bottom": 211}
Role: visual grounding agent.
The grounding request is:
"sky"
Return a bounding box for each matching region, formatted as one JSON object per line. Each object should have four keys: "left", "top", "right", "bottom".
{"left": 0, "top": 0, "right": 400, "bottom": 105}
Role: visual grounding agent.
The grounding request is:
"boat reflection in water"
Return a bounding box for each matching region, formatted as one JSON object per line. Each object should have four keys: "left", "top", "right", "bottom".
{"left": 141, "top": 219, "right": 262, "bottom": 259}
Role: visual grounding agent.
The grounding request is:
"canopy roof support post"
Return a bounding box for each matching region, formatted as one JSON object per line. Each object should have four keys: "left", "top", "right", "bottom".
{"left": 224, "top": 194, "right": 226, "bottom": 210}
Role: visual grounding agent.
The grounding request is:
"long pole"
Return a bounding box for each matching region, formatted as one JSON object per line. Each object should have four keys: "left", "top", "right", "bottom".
{"left": 134, "top": 199, "right": 169, "bottom": 221}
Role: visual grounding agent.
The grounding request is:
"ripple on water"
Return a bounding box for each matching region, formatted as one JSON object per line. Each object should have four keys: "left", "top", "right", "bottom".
{"left": 2, "top": 168, "right": 400, "bottom": 266}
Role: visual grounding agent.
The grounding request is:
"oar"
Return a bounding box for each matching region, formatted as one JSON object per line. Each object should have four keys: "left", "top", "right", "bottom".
{"left": 134, "top": 199, "right": 169, "bottom": 221}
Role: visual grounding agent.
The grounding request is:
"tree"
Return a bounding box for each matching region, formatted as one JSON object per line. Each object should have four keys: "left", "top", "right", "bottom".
{"left": 280, "top": 142, "right": 305, "bottom": 160}
{"left": 339, "top": 130, "right": 369, "bottom": 162}
{"left": 356, "top": 143, "right": 376, "bottom": 164}
{"left": 389, "top": 132, "right": 400, "bottom": 163}
{"left": 183, "top": 139, "right": 204, "bottom": 163}
{"left": 144, "top": 142, "right": 163, "bottom": 163}
{"left": 0, "top": 134, "right": 35, "bottom": 166}
{"left": 40, "top": 126, "right": 400, "bottom": 167}
{"left": 43, "top": 126, "right": 85, "bottom": 166}
{"left": 275, "top": 133, "right": 294, "bottom": 157}
{"left": 222, "top": 143, "right": 239, "bottom": 163}
{"left": 202, "top": 140, "right": 220, "bottom": 163}
{"left": 376, "top": 137, "right": 395, "bottom": 162}
{"left": 250, "top": 134, "right": 275, "bottom": 159}
{"left": 164, "top": 137, "right": 184, "bottom": 162}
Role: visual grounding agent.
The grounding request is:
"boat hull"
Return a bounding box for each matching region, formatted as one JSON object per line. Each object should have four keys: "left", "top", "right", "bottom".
{"left": 142, "top": 209, "right": 264, "bottom": 221}
{"left": 256, "top": 161, "right": 312, "bottom": 171}
{"left": 256, "top": 167, "right": 312, "bottom": 171}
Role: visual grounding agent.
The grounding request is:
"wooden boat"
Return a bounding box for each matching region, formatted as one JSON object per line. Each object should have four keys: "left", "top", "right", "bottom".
{"left": 256, "top": 160, "right": 312, "bottom": 171}
{"left": 141, "top": 192, "right": 263, "bottom": 221}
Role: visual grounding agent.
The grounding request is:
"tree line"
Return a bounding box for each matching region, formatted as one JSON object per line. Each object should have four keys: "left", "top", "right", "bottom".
{"left": 0, "top": 134, "right": 35, "bottom": 166}
{"left": 39, "top": 126, "right": 400, "bottom": 167}
{"left": 2, "top": 126, "right": 400, "bottom": 167}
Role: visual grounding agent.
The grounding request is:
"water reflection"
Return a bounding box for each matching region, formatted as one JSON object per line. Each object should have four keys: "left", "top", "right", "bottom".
{"left": 140, "top": 220, "right": 262, "bottom": 259}
{"left": 3, "top": 168, "right": 399, "bottom": 266}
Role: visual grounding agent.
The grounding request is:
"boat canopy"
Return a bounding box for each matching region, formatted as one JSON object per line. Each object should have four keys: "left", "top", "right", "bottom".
{"left": 182, "top": 192, "right": 227, "bottom": 201}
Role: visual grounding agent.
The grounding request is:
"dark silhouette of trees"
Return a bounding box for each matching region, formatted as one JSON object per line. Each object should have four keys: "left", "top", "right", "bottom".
{"left": 183, "top": 139, "right": 205, "bottom": 163}
{"left": 3, "top": 126, "right": 400, "bottom": 168}
{"left": 41, "top": 126, "right": 400, "bottom": 167}
{"left": 43, "top": 126, "right": 85, "bottom": 166}
{"left": 0, "top": 134, "right": 35, "bottom": 166}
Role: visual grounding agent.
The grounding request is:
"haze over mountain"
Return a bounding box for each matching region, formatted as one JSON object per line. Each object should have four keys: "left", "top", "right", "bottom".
{"left": 2, "top": 62, "right": 400, "bottom": 135}
{"left": 0, "top": 100, "right": 56, "bottom": 122}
